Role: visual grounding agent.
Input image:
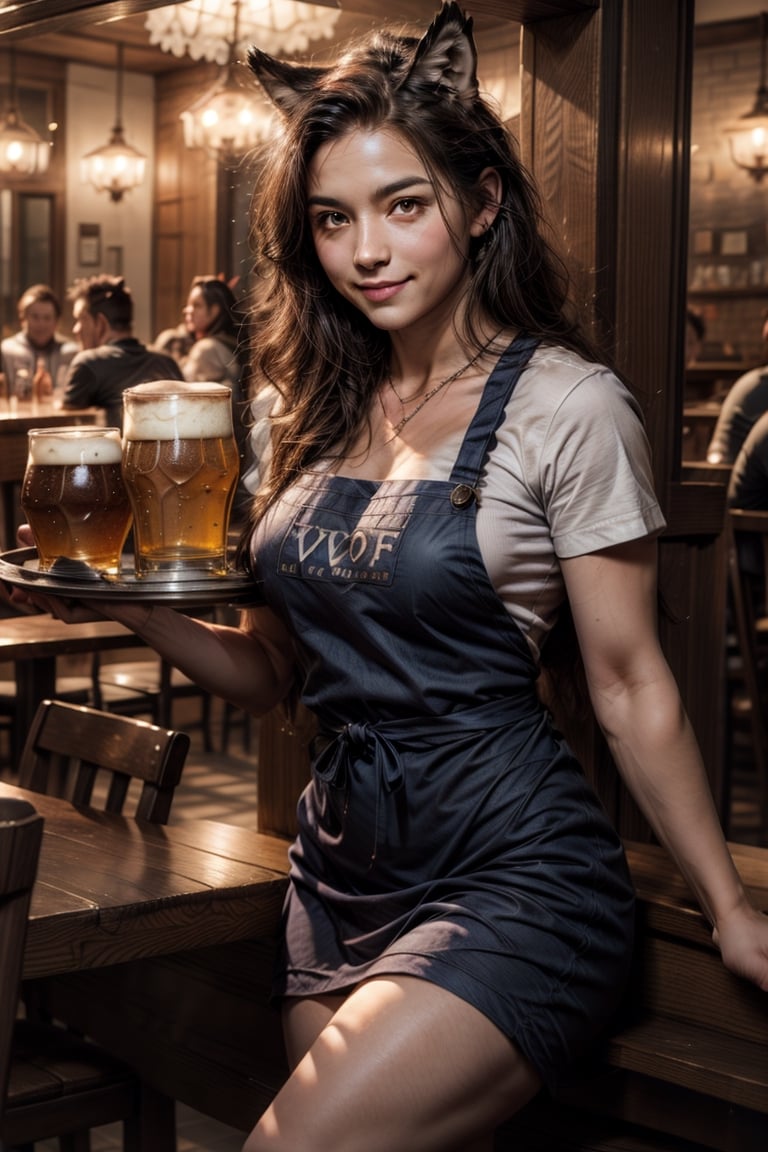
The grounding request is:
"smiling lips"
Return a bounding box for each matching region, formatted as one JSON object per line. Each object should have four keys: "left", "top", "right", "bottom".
{"left": 357, "top": 280, "right": 409, "bottom": 302}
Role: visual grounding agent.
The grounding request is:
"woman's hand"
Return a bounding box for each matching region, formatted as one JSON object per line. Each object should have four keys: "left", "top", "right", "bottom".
{"left": 713, "top": 902, "right": 768, "bottom": 992}
{"left": 3, "top": 523, "right": 148, "bottom": 626}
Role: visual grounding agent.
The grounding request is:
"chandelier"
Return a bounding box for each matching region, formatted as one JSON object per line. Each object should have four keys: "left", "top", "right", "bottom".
{"left": 725, "top": 11, "right": 768, "bottom": 184}
{"left": 145, "top": 0, "right": 341, "bottom": 66}
{"left": 174, "top": 0, "right": 317, "bottom": 164}
{"left": 0, "top": 49, "right": 50, "bottom": 176}
{"left": 81, "top": 44, "right": 147, "bottom": 201}
{"left": 180, "top": 59, "right": 275, "bottom": 162}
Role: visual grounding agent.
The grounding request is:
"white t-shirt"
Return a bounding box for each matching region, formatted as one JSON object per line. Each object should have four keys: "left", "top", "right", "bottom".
{"left": 244, "top": 345, "right": 666, "bottom": 659}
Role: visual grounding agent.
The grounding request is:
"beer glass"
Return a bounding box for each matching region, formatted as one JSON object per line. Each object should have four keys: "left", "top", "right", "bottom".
{"left": 21, "top": 427, "right": 133, "bottom": 574}
{"left": 121, "top": 381, "right": 239, "bottom": 577}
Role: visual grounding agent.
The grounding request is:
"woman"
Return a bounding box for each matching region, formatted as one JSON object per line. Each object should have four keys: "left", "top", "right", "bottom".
{"left": 13, "top": 6, "right": 768, "bottom": 1150}
{"left": 181, "top": 275, "right": 245, "bottom": 395}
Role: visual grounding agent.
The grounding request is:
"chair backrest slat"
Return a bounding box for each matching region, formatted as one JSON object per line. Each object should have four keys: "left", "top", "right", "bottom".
{"left": 18, "top": 701, "right": 190, "bottom": 825}
{"left": 0, "top": 798, "right": 43, "bottom": 1109}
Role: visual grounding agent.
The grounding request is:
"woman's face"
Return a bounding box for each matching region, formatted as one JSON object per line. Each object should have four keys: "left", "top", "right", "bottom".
{"left": 307, "top": 128, "right": 486, "bottom": 338}
{"left": 184, "top": 286, "right": 218, "bottom": 337}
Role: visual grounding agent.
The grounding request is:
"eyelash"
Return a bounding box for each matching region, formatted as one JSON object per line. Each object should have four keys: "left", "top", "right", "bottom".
{"left": 313, "top": 198, "right": 425, "bottom": 230}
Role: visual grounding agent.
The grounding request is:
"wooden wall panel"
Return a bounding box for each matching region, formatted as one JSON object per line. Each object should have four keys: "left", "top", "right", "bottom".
{"left": 153, "top": 64, "right": 219, "bottom": 336}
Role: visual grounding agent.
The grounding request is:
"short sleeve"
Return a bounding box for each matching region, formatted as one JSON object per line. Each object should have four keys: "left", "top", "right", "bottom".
{"left": 537, "top": 366, "right": 666, "bottom": 558}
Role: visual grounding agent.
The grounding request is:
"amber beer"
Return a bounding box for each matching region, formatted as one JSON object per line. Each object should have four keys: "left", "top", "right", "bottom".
{"left": 121, "top": 381, "right": 239, "bottom": 576}
{"left": 21, "top": 427, "right": 132, "bottom": 574}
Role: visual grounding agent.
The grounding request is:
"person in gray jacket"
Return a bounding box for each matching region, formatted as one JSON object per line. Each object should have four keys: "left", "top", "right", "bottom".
{"left": 1, "top": 284, "right": 78, "bottom": 398}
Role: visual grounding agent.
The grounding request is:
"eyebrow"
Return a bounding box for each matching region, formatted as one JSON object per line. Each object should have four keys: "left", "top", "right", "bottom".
{"left": 307, "top": 176, "right": 432, "bottom": 208}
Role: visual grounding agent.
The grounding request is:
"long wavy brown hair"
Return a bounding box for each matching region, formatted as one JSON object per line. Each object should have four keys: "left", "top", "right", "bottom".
{"left": 239, "top": 22, "right": 605, "bottom": 557}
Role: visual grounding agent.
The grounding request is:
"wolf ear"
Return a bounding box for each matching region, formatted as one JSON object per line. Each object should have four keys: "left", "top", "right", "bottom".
{"left": 247, "top": 46, "right": 327, "bottom": 115}
{"left": 402, "top": 1, "right": 477, "bottom": 104}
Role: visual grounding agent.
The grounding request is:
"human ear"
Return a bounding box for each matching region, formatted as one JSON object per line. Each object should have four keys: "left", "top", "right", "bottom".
{"left": 469, "top": 167, "right": 503, "bottom": 237}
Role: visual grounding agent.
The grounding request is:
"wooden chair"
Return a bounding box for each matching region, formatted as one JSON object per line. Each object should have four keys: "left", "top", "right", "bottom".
{"left": 0, "top": 659, "right": 95, "bottom": 769}
{"left": 0, "top": 795, "right": 177, "bottom": 1152}
{"left": 725, "top": 508, "right": 768, "bottom": 843}
{"left": 93, "top": 651, "right": 215, "bottom": 752}
{"left": 18, "top": 699, "right": 191, "bottom": 824}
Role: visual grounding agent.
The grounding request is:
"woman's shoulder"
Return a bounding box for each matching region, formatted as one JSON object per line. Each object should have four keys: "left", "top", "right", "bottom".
{"left": 183, "top": 335, "right": 240, "bottom": 382}
{"left": 515, "top": 343, "right": 641, "bottom": 425}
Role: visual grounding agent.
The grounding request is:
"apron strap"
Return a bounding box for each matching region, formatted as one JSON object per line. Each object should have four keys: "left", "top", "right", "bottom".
{"left": 449, "top": 333, "right": 539, "bottom": 493}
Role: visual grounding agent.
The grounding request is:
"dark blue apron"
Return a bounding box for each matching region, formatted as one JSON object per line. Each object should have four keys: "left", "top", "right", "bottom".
{"left": 252, "top": 334, "right": 635, "bottom": 1091}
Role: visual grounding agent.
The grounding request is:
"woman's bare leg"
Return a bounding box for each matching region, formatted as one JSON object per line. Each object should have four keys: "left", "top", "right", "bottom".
{"left": 242, "top": 975, "right": 542, "bottom": 1152}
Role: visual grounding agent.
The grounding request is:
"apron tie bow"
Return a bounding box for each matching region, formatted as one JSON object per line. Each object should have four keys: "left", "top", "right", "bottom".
{"left": 312, "top": 722, "right": 404, "bottom": 864}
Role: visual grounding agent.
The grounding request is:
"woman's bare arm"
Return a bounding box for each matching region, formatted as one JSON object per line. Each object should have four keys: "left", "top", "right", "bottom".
{"left": 10, "top": 585, "right": 296, "bottom": 718}
{"left": 561, "top": 536, "right": 768, "bottom": 991}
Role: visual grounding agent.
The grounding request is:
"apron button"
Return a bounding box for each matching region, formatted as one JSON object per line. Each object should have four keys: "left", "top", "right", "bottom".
{"left": 450, "top": 484, "right": 476, "bottom": 509}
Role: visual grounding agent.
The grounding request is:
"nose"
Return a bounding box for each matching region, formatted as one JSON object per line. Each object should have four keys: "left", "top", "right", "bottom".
{"left": 354, "top": 219, "right": 389, "bottom": 270}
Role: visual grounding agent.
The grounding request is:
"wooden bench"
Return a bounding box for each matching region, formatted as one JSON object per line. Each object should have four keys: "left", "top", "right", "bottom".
{"left": 33, "top": 834, "right": 768, "bottom": 1146}
{"left": 498, "top": 840, "right": 768, "bottom": 1151}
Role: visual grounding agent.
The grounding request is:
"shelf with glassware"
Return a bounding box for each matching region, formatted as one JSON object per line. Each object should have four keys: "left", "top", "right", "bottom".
{"left": 688, "top": 219, "right": 768, "bottom": 296}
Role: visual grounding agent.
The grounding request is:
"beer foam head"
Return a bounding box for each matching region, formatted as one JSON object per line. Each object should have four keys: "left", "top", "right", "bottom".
{"left": 27, "top": 428, "right": 123, "bottom": 466}
{"left": 123, "top": 381, "right": 233, "bottom": 440}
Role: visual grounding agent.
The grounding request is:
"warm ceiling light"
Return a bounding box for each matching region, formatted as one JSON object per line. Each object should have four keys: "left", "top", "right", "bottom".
{"left": 81, "top": 43, "right": 146, "bottom": 202}
{"left": 0, "top": 48, "right": 50, "bottom": 175}
{"left": 145, "top": 0, "right": 340, "bottom": 64}
{"left": 178, "top": 0, "right": 276, "bottom": 164}
{"left": 180, "top": 65, "right": 275, "bottom": 162}
{"left": 726, "top": 11, "right": 768, "bottom": 183}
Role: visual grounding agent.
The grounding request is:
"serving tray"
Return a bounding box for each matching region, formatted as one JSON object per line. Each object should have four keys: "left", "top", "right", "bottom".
{"left": 0, "top": 548, "right": 263, "bottom": 608}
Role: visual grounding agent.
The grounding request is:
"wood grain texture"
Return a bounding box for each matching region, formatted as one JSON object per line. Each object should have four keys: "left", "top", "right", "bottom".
{"left": 0, "top": 782, "right": 290, "bottom": 980}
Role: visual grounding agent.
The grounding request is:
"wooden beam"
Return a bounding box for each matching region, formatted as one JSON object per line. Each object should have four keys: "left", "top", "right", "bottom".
{"left": 0, "top": 0, "right": 173, "bottom": 38}
{"left": 0, "top": 0, "right": 597, "bottom": 39}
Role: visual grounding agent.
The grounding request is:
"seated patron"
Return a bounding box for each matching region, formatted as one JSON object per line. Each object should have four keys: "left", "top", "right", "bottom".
{"left": 707, "top": 363, "right": 768, "bottom": 465}
{"left": 707, "top": 312, "right": 768, "bottom": 465}
{"left": 728, "top": 409, "right": 768, "bottom": 511}
{"left": 1, "top": 284, "right": 78, "bottom": 398}
{"left": 181, "top": 276, "right": 247, "bottom": 397}
{"left": 62, "top": 275, "right": 182, "bottom": 428}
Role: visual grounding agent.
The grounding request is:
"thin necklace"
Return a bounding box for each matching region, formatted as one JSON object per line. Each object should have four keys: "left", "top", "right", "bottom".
{"left": 387, "top": 340, "right": 495, "bottom": 437}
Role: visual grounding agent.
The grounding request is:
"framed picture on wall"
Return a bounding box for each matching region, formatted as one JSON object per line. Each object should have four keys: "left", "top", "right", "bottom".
{"left": 720, "top": 229, "right": 749, "bottom": 256}
{"left": 77, "top": 223, "right": 101, "bottom": 266}
{"left": 693, "top": 228, "right": 714, "bottom": 255}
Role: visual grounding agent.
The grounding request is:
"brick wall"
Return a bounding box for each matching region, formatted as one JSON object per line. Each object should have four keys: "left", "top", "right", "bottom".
{"left": 690, "top": 31, "right": 768, "bottom": 366}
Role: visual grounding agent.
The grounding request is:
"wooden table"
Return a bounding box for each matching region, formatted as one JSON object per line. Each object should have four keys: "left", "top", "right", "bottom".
{"left": 0, "top": 781, "right": 290, "bottom": 980}
{"left": 0, "top": 614, "right": 147, "bottom": 754}
{"left": 4, "top": 778, "right": 292, "bottom": 1131}
{"left": 0, "top": 402, "right": 102, "bottom": 547}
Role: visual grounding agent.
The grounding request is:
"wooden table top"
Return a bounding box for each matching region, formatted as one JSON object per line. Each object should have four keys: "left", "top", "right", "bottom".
{"left": 0, "top": 781, "right": 291, "bottom": 980}
{"left": 0, "top": 613, "right": 145, "bottom": 661}
{"left": 0, "top": 614, "right": 152, "bottom": 752}
{"left": 0, "top": 403, "right": 101, "bottom": 429}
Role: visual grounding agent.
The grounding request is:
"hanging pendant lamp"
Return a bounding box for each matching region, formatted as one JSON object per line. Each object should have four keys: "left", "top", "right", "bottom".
{"left": 81, "top": 44, "right": 147, "bottom": 202}
{"left": 0, "top": 48, "right": 50, "bottom": 175}
{"left": 179, "top": 0, "right": 275, "bottom": 164}
{"left": 726, "top": 11, "right": 768, "bottom": 184}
